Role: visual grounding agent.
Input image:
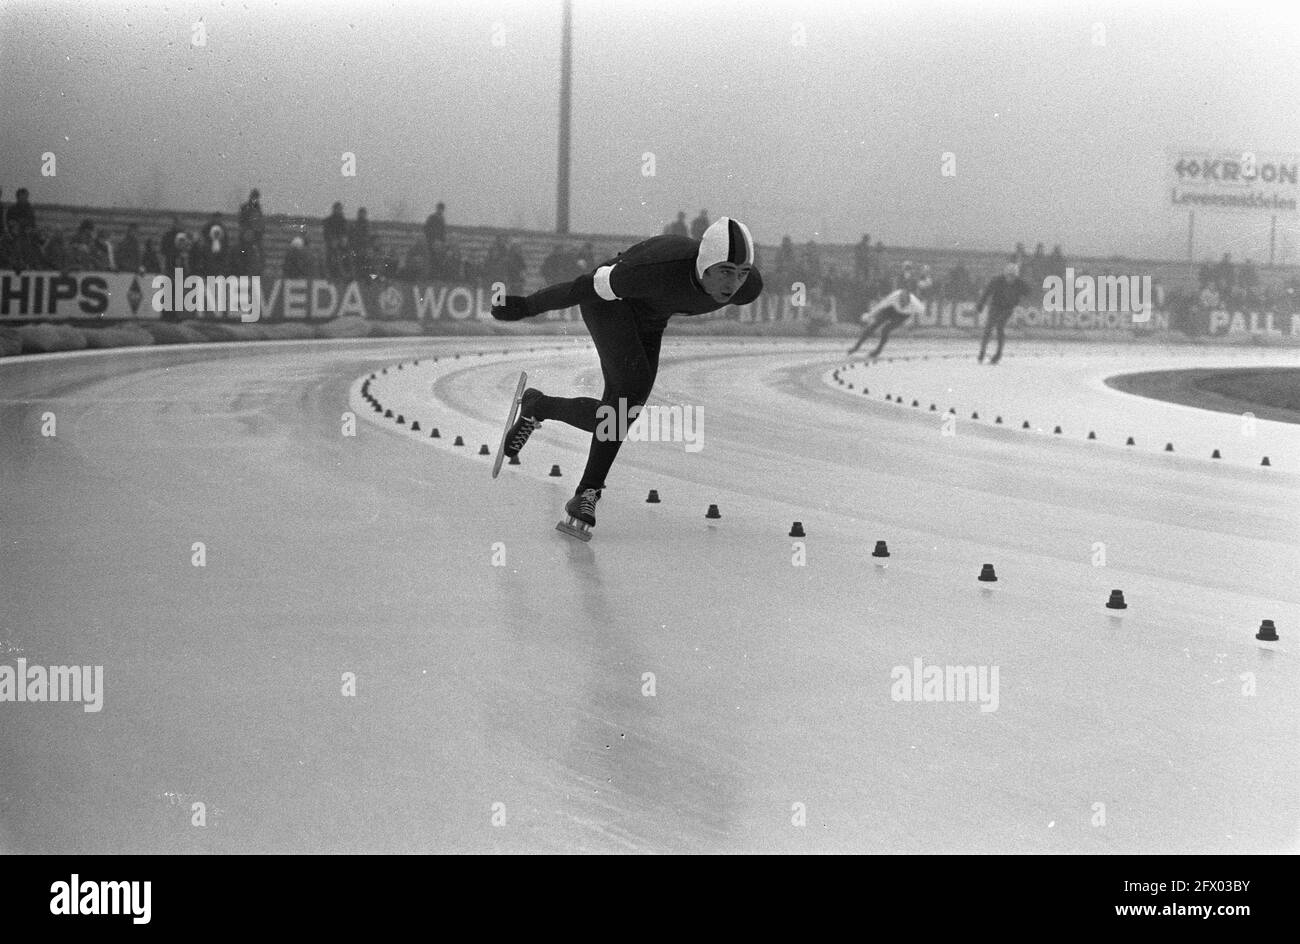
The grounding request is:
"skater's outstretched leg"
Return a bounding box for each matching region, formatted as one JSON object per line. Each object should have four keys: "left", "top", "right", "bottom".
{"left": 529, "top": 390, "right": 601, "bottom": 432}
{"left": 502, "top": 387, "right": 547, "bottom": 458}
{"left": 848, "top": 321, "right": 878, "bottom": 355}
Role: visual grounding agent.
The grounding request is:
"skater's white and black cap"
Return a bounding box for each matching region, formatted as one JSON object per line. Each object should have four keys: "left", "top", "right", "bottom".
{"left": 696, "top": 217, "right": 754, "bottom": 279}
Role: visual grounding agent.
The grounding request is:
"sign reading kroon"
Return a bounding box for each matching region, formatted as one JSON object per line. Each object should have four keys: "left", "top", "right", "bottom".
{"left": 1168, "top": 148, "right": 1299, "bottom": 214}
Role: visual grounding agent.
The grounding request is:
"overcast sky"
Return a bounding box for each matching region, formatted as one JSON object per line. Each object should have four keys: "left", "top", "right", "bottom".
{"left": 2, "top": 0, "right": 1297, "bottom": 262}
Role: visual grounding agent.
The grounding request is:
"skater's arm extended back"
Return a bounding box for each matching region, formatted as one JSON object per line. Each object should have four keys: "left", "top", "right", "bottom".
{"left": 494, "top": 258, "right": 677, "bottom": 320}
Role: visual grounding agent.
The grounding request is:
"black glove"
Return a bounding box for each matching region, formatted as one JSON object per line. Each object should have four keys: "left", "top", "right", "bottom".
{"left": 491, "top": 296, "right": 531, "bottom": 321}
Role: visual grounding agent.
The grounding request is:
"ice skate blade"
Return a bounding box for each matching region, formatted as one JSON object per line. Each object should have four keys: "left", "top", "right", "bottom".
{"left": 555, "top": 518, "right": 592, "bottom": 542}
{"left": 492, "top": 370, "right": 528, "bottom": 479}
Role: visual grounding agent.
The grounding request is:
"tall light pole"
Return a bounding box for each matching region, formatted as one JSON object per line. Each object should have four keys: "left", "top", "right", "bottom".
{"left": 556, "top": 0, "right": 573, "bottom": 235}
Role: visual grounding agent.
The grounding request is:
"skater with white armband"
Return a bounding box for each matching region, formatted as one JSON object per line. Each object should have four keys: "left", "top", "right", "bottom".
{"left": 847, "top": 287, "right": 925, "bottom": 359}
{"left": 489, "top": 217, "right": 764, "bottom": 541}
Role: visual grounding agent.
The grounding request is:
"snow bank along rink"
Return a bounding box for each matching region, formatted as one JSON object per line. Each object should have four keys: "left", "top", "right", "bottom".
{"left": 1, "top": 336, "right": 1296, "bottom": 854}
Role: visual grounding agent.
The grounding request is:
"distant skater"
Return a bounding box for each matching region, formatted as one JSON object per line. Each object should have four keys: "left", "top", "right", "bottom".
{"left": 490, "top": 217, "right": 763, "bottom": 538}
{"left": 974, "top": 262, "right": 1030, "bottom": 364}
{"left": 847, "top": 288, "right": 924, "bottom": 358}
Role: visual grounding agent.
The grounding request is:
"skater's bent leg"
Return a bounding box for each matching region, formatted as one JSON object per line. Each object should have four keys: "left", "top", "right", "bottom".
{"left": 531, "top": 393, "right": 601, "bottom": 431}
{"left": 978, "top": 320, "right": 993, "bottom": 359}
{"left": 849, "top": 323, "right": 878, "bottom": 353}
{"left": 993, "top": 317, "right": 1006, "bottom": 360}
{"left": 575, "top": 305, "right": 664, "bottom": 493}
{"left": 870, "top": 320, "right": 896, "bottom": 357}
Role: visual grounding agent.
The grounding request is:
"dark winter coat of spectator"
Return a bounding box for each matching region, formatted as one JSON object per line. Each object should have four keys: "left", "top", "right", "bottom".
{"left": 424, "top": 203, "right": 446, "bottom": 247}
{"left": 350, "top": 208, "right": 372, "bottom": 276}
{"left": 401, "top": 240, "right": 430, "bottom": 282}
{"left": 7, "top": 188, "right": 36, "bottom": 236}
{"left": 235, "top": 227, "right": 263, "bottom": 277}
{"left": 323, "top": 202, "right": 349, "bottom": 278}
{"left": 663, "top": 211, "right": 689, "bottom": 237}
{"left": 1048, "top": 245, "right": 1065, "bottom": 281}
{"left": 690, "top": 209, "right": 710, "bottom": 240}
{"left": 161, "top": 217, "right": 184, "bottom": 272}
{"left": 140, "top": 238, "right": 161, "bottom": 274}
{"left": 39, "top": 228, "right": 65, "bottom": 271}
{"left": 238, "top": 189, "right": 264, "bottom": 249}
{"left": 351, "top": 208, "right": 371, "bottom": 251}
{"left": 282, "top": 236, "right": 312, "bottom": 278}
{"left": 68, "top": 220, "right": 98, "bottom": 270}
{"left": 116, "top": 223, "right": 141, "bottom": 272}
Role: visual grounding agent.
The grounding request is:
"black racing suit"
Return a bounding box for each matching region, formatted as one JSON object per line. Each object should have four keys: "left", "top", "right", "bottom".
{"left": 975, "top": 275, "right": 1029, "bottom": 362}
{"left": 516, "top": 235, "right": 763, "bottom": 493}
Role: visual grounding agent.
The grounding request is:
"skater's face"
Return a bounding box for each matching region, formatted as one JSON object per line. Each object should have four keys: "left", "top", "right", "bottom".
{"left": 700, "top": 262, "right": 752, "bottom": 302}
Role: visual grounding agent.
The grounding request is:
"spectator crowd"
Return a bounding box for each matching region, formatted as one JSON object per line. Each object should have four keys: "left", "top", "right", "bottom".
{"left": 5, "top": 185, "right": 1295, "bottom": 322}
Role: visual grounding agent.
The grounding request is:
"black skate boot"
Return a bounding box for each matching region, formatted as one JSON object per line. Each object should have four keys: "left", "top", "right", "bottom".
{"left": 556, "top": 487, "right": 600, "bottom": 542}
{"left": 503, "top": 388, "right": 544, "bottom": 459}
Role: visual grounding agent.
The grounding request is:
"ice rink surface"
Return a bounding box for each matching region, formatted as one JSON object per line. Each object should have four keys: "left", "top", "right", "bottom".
{"left": 1, "top": 336, "right": 1296, "bottom": 853}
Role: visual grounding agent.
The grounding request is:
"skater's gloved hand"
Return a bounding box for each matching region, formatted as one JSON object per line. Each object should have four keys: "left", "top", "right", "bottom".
{"left": 491, "top": 296, "right": 531, "bottom": 321}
